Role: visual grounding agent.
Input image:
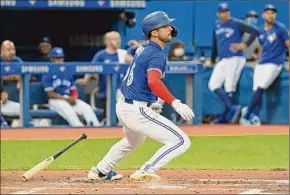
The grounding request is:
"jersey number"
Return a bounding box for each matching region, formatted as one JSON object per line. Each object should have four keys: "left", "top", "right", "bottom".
{"left": 126, "top": 62, "right": 136, "bottom": 86}
{"left": 123, "top": 45, "right": 144, "bottom": 86}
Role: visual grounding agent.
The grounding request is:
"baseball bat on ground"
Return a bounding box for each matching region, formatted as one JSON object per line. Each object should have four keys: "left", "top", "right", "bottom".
{"left": 22, "top": 133, "right": 87, "bottom": 181}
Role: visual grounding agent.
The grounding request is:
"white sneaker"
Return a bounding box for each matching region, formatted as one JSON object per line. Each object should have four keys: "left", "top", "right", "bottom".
{"left": 130, "top": 170, "right": 160, "bottom": 182}
{"left": 88, "top": 166, "right": 123, "bottom": 181}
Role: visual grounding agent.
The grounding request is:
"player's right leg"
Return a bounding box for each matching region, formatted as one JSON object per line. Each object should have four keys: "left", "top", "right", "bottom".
{"left": 48, "top": 99, "right": 84, "bottom": 127}
{"left": 88, "top": 99, "right": 146, "bottom": 180}
{"left": 224, "top": 56, "right": 246, "bottom": 123}
{"left": 208, "top": 59, "right": 231, "bottom": 124}
{"left": 240, "top": 64, "right": 282, "bottom": 126}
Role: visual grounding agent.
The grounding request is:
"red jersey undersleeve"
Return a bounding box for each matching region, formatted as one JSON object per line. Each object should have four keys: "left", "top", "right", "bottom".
{"left": 147, "top": 69, "right": 176, "bottom": 105}
{"left": 70, "top": 88, "right": 79, "bottom": 100}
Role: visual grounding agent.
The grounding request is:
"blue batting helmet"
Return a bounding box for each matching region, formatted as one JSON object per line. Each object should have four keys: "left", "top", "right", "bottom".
{"left": 49, "top": 47, "right": 65, "bottom": 58}
{"left": 141, "top": 11, "right": 178, "bottom": 38}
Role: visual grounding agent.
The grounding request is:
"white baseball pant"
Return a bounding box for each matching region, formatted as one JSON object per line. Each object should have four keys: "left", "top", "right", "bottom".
{"left": 96, "top": 97, "right": 191, "bottom": 174}
{"left": 1, "top": 100, "right": 20, "bottom": 116}
{"left": 49, "top": 99, "right": 101, "bottom": 127}
{"left": 208, "top": 56, "right": 246, "bottom": 93}
{"left": 253, "top": 63, "right": 282, "bottom": 91}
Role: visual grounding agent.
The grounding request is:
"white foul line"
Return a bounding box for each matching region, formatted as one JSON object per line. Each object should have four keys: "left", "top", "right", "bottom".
{"left": 11, "top": 187, "right": 46, "bottom": 194}
{"left": 238, "top": 189, "right": 276, "bottom": 194}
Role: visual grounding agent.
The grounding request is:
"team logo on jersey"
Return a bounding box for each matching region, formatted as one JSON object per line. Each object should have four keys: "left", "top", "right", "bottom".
{"left": 52, "top": 79, "right": 71, "bottom": 88}
{"left": 104, "top": 59, "right": 112, "bottom": 63}
{"left": 259, "top": 34, "right": 265, "bottom": 40}
{"left": 215, "top": 27, "right": 234, "bottom": 38}
{"left": 267, "top": 33, "right": 277, "bottom": 43}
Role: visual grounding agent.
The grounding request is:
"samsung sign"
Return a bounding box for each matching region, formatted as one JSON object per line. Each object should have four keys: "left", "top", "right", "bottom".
{"left": 76, "top": 65, "right": 103, "bottom": 73}
{"left": 21, "top": 66, "right": 49, "bottom": 73}
{"left": 110, "top": 0, "right": 145, "bottom": 8}
{"left": 48, "top": 0, "right": 85, "bottom": 7}
{"left": 1, "top": 0, "right": 16, "bottom": 7}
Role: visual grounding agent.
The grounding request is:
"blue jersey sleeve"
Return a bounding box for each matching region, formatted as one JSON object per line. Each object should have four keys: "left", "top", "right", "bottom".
{"left": 236, "top": 20, "right": 258, "bottom": 46}
{"left": 41, "top": 75, "right": 54, "bottom": 92}
{"left": 147, "top": 53, "right": 166, "bottom": 73}
{"left": 91, "top": 51, "right": 102, "bottom": 63}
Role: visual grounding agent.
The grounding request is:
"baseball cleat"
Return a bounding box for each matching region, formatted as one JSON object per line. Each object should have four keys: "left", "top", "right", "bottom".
{"left": 88, "top": 166, "right": 123, "bottom": 181}
{"left": 130, "top": 171, "right": 161, "bottom": 182}
{"left": 239, "top": 107, "right": 261, "bottom": 126}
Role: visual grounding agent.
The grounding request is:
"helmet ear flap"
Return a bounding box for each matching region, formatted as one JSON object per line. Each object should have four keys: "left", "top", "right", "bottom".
{"left": 171, "top": 26, "right": 178, "bottom": 37}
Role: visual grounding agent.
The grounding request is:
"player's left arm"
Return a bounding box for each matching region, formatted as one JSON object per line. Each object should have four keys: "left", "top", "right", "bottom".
{"left": 231, "top": 21, "right": 258, "bottom": 51}
{"left": 147, "top": 54, "right": 194, "bottom": 120}
{"left": 147, "top": 54, "right": 176, "bottom": 105}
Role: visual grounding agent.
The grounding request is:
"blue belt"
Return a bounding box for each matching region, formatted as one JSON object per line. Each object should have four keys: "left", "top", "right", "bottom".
{"left": 124, "top": 98, "right": 152, "bottom": 107}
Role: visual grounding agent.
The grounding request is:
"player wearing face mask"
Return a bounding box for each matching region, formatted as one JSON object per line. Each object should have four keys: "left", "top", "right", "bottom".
{"left": 168, "top": 40, "right": 189, "bottom": 61}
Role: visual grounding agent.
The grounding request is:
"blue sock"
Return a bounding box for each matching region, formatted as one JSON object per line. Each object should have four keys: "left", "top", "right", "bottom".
{"left": 0, "top": 115, "right": 8, "bottom": 127}
{"left": 245, "top": 88, "right": 265, "bottom": 119}
{"left": 253, "top": 99, "right": 262, "bottom": 116}
{"left": 214, "top": 88, "right": 233, "bottom": 114}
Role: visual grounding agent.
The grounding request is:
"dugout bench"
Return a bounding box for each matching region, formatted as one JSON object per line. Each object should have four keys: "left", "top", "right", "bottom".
{"left": 3, "top": 82, "right": 104, "bottom": 126}
{"left": 0, "top": 62, "right": 204, "bottom": 128}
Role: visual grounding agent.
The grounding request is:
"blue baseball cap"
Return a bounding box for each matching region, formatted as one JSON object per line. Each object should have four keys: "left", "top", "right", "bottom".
{"left": 264, "top": 4, "right": 277, "bottom": 13}
{"left": 246, "top": 10, "right": 258, "bottom": 18}
{"left": 49, "top": 47, "right": 65, "bottom": 58}
{"left": 217, "top": 2, "right": 230, "bottom": 12}
{"left": 40, "top": 37, "right": 51, "bottom": 44}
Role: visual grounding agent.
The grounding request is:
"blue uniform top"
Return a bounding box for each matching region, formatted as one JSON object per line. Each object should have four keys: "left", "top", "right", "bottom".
{"left": 211, "top": 18, "right": 257, "bottom": 63}
{"left": 121, "top": 41, "right": 166, "bottom": 103}
{"left": 258, "top": 21, "right": 289, "bottom": 65}
{"left": 0, "top": 56, "right": 23, "bottom": 63}
{"left": 91, "top": 49, "right": 120, "bottom": 99}
{"left": 42, "top": 73, "right": 76, "bottom": 96}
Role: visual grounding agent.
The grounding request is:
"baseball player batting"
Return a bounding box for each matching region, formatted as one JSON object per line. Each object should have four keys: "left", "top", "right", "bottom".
{"left": 240, "top": 4, "right": 290, "bottom": 126}
{"left": 209, "top": 2, "right": 257, "bottom": 124}
{"left": 88, "top": 11, "right": 194, "bottom": 182}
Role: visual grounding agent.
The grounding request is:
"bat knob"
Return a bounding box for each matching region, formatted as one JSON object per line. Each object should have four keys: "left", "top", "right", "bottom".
{"left": 82, "top": 134, "right": 87, "bottom": 139}
{"left": 22, "top": 175, "right": 28, "bottom": 181}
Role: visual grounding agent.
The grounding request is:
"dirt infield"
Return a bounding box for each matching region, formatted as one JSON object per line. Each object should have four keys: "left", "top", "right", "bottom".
{"left": 1, "top": 170, "right": 288, "bottom": 194}
{"left": 1, "top": 125, "right": 289, "bottom": 194}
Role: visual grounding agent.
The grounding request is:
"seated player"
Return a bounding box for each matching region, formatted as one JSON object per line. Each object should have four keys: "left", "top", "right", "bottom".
{"left": 41, "top": 47, "right": 101, "bottom": 127}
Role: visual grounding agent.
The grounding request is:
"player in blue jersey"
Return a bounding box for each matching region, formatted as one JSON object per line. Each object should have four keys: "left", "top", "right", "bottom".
{"left": 42, "top": 47, "right": 101, "bottom": 127}
{"left": 0, "top": 40, "right": 23, "bottom": 87}
{"left": 91, "top": 31, "right": 133, "bottom": 122}
{"left": 240, "top": 4, "right": 290, "bottom": 126}
{"left": 0, "top": 40, "right": 22, "bottom": 118}
{"left": 88, "top": 11, "right": 194, "bottom": 182}
{"left": 209, "top": 3, "right": 258, "bottom": 124}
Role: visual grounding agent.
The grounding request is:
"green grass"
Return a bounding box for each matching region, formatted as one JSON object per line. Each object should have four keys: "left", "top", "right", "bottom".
{"left": 1, "top": 135, "right": 288, "bottom": 171}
